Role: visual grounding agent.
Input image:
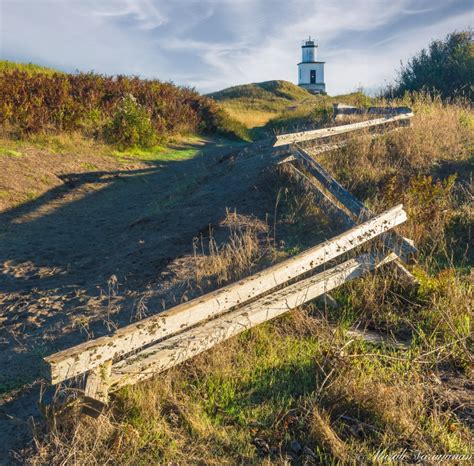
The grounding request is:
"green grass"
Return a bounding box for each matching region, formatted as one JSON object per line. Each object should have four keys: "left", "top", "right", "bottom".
{"left": 112, "top": 144, "right": 201, "bottom": 162}
{"left": 0, "top": 148, "right": 22, "bottom": 158}
{"left": 0, "top": 60, "right": 60, "bottom": 75}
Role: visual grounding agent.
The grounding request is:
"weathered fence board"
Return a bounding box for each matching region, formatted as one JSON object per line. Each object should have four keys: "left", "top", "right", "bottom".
{"left": 109, "top": 251, "right": 398, "bottom": 389}
{"left": 283, "top": 162, "right": 417, "bottom": 284}
{"left": 45, "top": 204, "right": 407, "bottom": 384}
{"left": 333, "top": 104, "right": 413, "bottom": 120}
{"left": 290, "top": 144, "right": 417, "bottom": 262}
{"left": 273, "top": 112, "right": 413, "bottom": 147}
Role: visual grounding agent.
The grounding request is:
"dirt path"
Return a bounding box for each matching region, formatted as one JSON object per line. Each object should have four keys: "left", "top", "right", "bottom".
{"left": 0, "top": 137, "right": 301, "bottom": 462}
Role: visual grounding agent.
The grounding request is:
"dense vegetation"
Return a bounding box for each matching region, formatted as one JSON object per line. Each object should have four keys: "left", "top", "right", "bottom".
{"left": 388, "top": 30, "right": 473, "bottom": 100}
{"left": 0, "top": 63, "right": 249, "bottom": 146}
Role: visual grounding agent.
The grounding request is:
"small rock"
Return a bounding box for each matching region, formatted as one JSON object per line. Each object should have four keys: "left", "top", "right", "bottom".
{"left": 290, "top": 439, "right": 303, "bottom": 455}
{"left": 253, "top": 437, "right": 270, "bottom": 455}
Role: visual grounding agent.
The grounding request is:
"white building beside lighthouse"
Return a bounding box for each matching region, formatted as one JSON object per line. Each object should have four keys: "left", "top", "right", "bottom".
{"left": 297, "top": 38, "right": 325, "bottom": 94}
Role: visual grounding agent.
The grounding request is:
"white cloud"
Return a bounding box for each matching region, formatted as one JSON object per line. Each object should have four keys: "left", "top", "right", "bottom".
{"left": 0, "top": 0, "right": 471, "bottom": 94}
{"left": 85, "top": 0, "right": 168, "bottom": 30}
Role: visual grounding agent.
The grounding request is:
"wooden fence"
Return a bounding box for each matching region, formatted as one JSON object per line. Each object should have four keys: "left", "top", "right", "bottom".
{"left": 44, "top": 107, "right": 417, "bottom": 413}
{"left": 332, "top": 103, "right": 413, "bottom": 120}
{"left": 273, "top": 107, "right": 413, "bottom": 147}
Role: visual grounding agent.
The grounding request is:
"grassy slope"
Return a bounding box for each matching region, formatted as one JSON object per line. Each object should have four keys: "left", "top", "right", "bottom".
{"left": 208, "top": 80, "right": 318, "bottom": 128}
{"left": 29, "top": 96, "right": 473, "bottom": 464}
{"left": 0, "top": 60, "right": 60, "bottom": 75}
{"left": 208, "top": 80, "right": 375, "bottom": 138}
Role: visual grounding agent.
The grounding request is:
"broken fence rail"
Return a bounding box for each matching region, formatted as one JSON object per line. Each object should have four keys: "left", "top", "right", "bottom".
{"left": 289, "top": 144, "right": 417, "bottom": 263}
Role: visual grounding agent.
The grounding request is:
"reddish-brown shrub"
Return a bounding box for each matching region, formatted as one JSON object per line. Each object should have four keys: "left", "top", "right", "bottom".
{"left": 0, "top": 70, "right": 247, "bottom": 142}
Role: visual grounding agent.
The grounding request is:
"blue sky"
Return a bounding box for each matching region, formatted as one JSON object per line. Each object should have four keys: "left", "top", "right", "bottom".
{"left": 0, "top": 0, "right": 472, "bottom": 94}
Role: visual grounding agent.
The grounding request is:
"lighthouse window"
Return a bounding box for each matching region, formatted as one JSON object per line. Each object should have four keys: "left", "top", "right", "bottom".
{"left": 310, "top": 70, "right": 316, "bottom": 84}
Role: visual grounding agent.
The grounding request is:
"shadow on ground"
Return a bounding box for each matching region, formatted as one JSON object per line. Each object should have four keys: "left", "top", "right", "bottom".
{"left": 0, "top": 137, "right": 297, "bottom": 462}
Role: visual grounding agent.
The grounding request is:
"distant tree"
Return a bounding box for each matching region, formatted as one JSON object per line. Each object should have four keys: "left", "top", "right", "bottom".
{"left": 388, "top": 30, "right": 473, "bottom": 100}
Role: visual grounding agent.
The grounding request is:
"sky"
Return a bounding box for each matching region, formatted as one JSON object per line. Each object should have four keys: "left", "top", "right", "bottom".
{"left": 0, "top": 0, "right": 472, "bottom": 95}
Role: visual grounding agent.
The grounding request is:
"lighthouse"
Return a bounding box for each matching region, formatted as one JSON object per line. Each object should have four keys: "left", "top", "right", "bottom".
{"left": 297, "top": 37, "right": 325, "bottom": 94}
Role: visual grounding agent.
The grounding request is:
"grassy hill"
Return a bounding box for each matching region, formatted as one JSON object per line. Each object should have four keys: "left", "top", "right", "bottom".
{"left": 209, "top": 80, "right": 313, "bottom": 104}
{"left": 208, "top": 80, "right": 373, "bottom": 133}
{"left": 209, "top": 80, "right": 317, "bottom": 128}
{"left": 0, "top": 60, "right": 60, "bottom": 75}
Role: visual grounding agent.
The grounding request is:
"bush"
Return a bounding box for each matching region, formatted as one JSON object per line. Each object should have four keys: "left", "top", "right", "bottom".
{"left": 104, "top": 95, "right": 157, "bottom": 149}
{"left": 0, "top": 70, "right": 247, "bottom": 142}
{"left": 387, "top": 30, "right": 473, "bottom": 100}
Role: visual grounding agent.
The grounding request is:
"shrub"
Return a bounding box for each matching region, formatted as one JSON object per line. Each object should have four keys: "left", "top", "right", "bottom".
{"left": 387, "top": 30, "right": 474, "bottom": 100}
{"left": 0, "top": 70, "right": 247, "bottom": 141}
{"left": 104, "top": 95, "right": 157, "bottom": 149}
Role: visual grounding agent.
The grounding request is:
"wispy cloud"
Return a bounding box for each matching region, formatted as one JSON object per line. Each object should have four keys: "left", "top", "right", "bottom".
{"left": 87, "top": 0, "right": 168, "bottom": 30}
{"left": 0, "top": 0, "right": 472, "bottom": 94}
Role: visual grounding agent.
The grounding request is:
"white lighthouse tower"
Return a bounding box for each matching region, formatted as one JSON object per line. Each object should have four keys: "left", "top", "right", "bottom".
{"left": 298, "top": 37, "right": 325, "bottom": 94}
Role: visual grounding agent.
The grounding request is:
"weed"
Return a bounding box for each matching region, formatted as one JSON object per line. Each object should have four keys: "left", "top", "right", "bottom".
{"left": 0, "top": 148, "right": 22, "bottom": 157}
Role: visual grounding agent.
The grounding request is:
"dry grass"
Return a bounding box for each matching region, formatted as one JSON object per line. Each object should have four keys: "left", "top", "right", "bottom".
{"left": 309, "top": 408, "right": 349, "bottom": 462}
{"left": 222, "top": 106, "right": 278, "bottom": 128}
{"left": 193, "top": 210, "right": 269, "bottom": 286}
{"left": 24, "top": 94, "right": 473, "bottom": 464}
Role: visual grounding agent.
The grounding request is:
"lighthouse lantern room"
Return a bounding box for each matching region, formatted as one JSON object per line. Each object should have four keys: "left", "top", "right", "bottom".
{"left": 297, "top": 37, "right": 325, "bottom": 94}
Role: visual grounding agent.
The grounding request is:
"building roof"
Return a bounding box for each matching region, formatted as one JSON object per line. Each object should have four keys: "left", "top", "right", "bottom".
{"left": 297, "top": 61, "right": 325, "bottom": 65}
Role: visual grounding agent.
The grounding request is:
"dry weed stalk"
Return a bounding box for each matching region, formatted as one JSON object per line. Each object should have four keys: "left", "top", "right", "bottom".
{"left": 193, "top": 210, "right": 269, "bottom": 287}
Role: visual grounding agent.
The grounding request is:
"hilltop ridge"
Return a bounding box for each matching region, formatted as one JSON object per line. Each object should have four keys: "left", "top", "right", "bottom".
{"left": 0, "top": 59, "right": 60, "bottom": 75}
{"left": 208, "top": 80, "right": 314, "bottom": 102}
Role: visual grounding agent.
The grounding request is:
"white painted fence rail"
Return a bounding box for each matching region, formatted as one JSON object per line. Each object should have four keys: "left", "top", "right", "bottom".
{"left": 272, "top": 112, "right": 413, "bottom": 147}
{"left": 45, "top": 205, "right": 406, "bottom": 385}
{"left": 109, "top": 251, "right": 398, "bottom": 389}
